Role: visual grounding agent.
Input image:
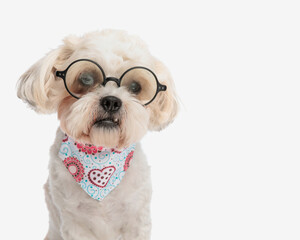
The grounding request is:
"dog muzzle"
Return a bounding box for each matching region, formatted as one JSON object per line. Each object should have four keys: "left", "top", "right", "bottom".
{"left": 58, "top": 134, "right": 136, "bottom": 201}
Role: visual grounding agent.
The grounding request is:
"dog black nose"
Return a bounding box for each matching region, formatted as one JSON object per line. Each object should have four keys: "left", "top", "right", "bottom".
{"left": 100, "top": 96, "right": 122, "bottom": 112}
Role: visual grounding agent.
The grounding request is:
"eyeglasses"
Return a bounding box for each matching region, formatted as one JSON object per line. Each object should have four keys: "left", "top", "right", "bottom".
{"left": 56, "top": 59, "right": 167, "bottom": 105}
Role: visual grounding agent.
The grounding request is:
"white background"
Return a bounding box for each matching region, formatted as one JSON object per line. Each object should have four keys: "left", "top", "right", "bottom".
{"left": 0, "top": 0, "right": 300, "bottom": 239}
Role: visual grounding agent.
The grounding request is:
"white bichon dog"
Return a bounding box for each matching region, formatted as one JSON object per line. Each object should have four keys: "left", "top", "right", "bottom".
{"left": 17, "top": 29, "right": 178, "bottom": 240}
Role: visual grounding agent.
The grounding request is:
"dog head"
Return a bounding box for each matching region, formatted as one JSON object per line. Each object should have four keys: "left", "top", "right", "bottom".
{"left": 17, "top": 30, "right": 178, "bottom": 148}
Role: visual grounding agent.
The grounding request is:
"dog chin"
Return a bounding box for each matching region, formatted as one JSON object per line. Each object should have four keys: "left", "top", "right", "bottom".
{"left": 88, "top": 125, "right": 121, "bottom": 148}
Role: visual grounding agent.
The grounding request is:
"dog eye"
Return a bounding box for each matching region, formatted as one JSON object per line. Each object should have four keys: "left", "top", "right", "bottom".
{"left": 128, "top": 81, "right": 141, "bottom": 94}
{"left": 78, "top": 72, "right": 95, "bottom": 86}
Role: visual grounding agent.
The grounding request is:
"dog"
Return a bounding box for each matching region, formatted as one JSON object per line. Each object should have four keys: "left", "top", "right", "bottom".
{"left": 17, "top": 29, "right": 178, "bottom": 240}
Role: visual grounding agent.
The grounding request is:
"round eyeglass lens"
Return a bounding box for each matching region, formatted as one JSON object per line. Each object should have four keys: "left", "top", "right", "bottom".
{"left": 120, "top": 68, "right": 158, "bottom": 104}
{"left": 65, "top": 60, "right": 104, "bottom": 98}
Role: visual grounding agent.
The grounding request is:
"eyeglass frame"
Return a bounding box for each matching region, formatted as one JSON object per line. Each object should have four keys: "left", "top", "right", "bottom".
{"left": 55, "top": 59, "right": 167, "bottom": 106}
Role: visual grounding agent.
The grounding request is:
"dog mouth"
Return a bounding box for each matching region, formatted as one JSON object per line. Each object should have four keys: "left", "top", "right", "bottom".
{"left": 93, "top": 117, "right": 120, "bottom": 128}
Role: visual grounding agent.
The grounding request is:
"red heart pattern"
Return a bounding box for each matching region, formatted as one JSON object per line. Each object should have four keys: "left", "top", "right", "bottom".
{"left": 88, "top": 167, "right": 116, "bottom": 188}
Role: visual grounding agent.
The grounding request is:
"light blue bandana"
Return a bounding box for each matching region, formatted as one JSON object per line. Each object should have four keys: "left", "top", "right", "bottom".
{"left": 59, "top": 135, "right": 136, "bottom": 201}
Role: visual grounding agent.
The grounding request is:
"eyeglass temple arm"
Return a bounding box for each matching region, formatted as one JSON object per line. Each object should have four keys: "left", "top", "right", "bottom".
{"left": 158, "top": 84, "right": 167, "bottom": 91}
{"left": 56, "top": 71, "right": 66, "bottom": 78}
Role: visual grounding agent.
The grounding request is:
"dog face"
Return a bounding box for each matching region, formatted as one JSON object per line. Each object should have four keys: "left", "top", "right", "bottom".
{"left": 17, "top": 30, "right": 178, "bottom": 148}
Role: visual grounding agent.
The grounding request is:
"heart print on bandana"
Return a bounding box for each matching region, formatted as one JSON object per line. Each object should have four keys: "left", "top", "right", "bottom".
{"left": 88, "top": 167, "right": 116, "bottom": 188}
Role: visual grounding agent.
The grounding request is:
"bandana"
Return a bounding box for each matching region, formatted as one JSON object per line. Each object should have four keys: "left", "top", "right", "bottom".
{"left": 58, "top": 134, "right": 136, "bottom": 201}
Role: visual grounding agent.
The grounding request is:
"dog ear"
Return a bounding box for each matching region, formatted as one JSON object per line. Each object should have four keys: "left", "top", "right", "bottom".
{"left": 148, "top": 60, "right": 179, "bottom": 131}
{"left": 17, "top": 35, "right": 79, "bottom": 113}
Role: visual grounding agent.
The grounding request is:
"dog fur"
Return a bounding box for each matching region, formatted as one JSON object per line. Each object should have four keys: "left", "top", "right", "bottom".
{"left": 17, "top": 29, "right": 178, "bottom": 240}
